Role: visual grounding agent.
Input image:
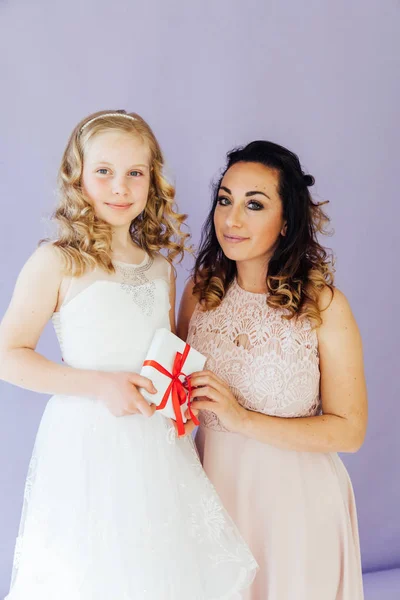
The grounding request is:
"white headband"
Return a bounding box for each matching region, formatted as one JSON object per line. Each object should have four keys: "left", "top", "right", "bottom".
{"left": 80, "top": 113, "right": 137, "bottom": 133}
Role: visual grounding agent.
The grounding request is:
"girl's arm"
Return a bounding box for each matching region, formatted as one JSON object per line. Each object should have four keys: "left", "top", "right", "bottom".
{"left": 190, "top": 288, "right": 368, "bottom": 453}
{"left": 0, "top": 245, "right": 156, "bottom": 416}
{"left": 0, "top": 244, "right": 97, "bottom": 395}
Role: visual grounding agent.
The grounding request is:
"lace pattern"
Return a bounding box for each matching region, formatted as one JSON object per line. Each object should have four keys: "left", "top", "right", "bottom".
{"left": 114, "top": 257, "right": 156, "bottom": 317}
{"left": 187, "top": 279, "right": 321, "bottom": 432}
{"left": 9, "top": 418, "right": 257, "bottom": 597}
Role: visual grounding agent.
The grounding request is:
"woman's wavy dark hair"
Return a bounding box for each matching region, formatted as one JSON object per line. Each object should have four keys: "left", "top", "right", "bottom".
{"left": 193, "top": 140, "right": 334, "bottom": 326}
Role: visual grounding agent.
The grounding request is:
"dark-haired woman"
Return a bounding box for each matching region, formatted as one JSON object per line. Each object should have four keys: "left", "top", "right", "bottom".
{"left": 178, "top": 141, "right": 367, "bottom": 599}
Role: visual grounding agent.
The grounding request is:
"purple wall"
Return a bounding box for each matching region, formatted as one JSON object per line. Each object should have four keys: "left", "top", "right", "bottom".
{"left": 1, "top": 0, "right": 399, "bottom": 591}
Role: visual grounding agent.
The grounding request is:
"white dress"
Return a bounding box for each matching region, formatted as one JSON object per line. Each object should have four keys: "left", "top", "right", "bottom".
{"left": 6, "top": 254, "right": 257, "bottom": 600}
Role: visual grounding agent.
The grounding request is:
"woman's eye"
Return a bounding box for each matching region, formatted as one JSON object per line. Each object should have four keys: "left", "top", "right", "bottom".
{"left": 247, "top": 201, "right": 263, "bottom": 211}
{"left": 217, "top": 196, "right": 231, "bottom": 206}
{"left": 129, "top": 170, "right": 142, "bottom": 177}
{"left": 97, "top": 168, "right": 109, "bottom": 175}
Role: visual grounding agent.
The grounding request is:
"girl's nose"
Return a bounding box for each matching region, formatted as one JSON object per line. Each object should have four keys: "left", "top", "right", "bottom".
{"left": 112, "top": 178, "right": 128, "bottom": 196}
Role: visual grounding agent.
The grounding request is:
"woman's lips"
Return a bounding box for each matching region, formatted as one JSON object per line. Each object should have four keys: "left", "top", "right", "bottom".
{"left": 223, "top": 234, "right": 249, "bottom": 243}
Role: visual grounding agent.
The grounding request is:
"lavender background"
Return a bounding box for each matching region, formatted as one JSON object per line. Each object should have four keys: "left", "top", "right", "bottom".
{"left": 1, "top": 0, "right": 399, "bottom": 594}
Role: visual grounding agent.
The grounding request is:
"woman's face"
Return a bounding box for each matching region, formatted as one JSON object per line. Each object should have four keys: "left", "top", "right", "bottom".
{"left": 213, "top": 161, "right": 286, "bottom": 267}
{"left": 81, "top": 130, "right": 151, "bottom": 229}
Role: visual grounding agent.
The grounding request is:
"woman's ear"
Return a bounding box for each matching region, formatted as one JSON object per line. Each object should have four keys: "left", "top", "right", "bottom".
{"left": 281, "top": 221, "right": 287, "bottom": 237}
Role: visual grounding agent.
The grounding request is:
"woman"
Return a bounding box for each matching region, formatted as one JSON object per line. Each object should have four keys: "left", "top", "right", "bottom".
{"left": 178, "top": 140, "right": 367, "bottom": 599}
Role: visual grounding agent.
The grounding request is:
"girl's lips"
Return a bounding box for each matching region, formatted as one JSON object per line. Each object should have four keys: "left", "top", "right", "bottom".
{"left": 105, "top": 203, "right": 132, "bottom": 210}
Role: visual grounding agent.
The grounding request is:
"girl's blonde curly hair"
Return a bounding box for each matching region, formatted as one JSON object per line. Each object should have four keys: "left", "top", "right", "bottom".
{"left": 48, "top": 109, "right": 190, "bottom": 275}
{"left": 193, "top": 141, "right": 335, "bottom": 327}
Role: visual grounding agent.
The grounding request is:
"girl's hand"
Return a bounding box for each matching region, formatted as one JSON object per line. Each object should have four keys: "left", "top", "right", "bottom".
{"left": 189, "top": 370, "right": 248, "bottom": 433}
{"left": 171, "top": 407, "right": 200, "bottom": 438}
{"left": 96, "top": 372, "right": 157, "bottom": 418}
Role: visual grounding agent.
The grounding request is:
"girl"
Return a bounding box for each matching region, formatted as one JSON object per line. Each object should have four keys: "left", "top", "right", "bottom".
{"left": 178, "top": 141, "right": 367, "bottom": 599}
{"left": 0, "top": 111, "right": 257, "bottom": 599}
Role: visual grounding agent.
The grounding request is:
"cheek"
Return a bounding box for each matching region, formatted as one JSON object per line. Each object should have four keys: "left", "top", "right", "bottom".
{"left": 251, "top": 212, "right": 283, "bottom": 243}
{"left": 128, "top": 178, "right": 150, "bottom": 203}
{"left": 137, "top": 178, "right": 150, "bottom": 198}
{"left": 213, "top": 208, "right": 223, "bottom": 231}
{"left": 82, "top": 175, "right": 107, "bottom": 201}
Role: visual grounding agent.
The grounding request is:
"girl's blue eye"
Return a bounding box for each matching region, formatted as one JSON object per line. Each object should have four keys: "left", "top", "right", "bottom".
{"left": 97, "top": 168, "right": 108, "bottom": 175}
{"left": 129, "top": 171, "right": 142, "bottom": 177}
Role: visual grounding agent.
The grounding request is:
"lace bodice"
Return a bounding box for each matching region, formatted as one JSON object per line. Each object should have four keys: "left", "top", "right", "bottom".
{"left": 52, "top": 253, "right": 171, "bottom": 372}
{"left": 187, "top": 279, "right": 321, "bottom": 432}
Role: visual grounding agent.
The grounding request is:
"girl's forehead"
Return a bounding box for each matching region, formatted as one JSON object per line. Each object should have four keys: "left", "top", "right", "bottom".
{"left": 84, "top": 130, "right": 151, "bottom": 164}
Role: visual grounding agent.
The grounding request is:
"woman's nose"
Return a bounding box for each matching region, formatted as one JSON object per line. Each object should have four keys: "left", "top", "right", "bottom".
{"left": 225, "top": 205, "right": 243, "bottom": 228}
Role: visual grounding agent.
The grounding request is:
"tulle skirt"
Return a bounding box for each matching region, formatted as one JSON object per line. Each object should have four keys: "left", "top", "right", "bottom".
{"left": 6, "top": 395, "right": 257, "bottom": 599}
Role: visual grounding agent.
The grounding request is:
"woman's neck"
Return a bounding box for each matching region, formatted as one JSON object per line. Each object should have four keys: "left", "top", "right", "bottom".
{"left": 235, "top": 260, "right": 269, "bottom": 294}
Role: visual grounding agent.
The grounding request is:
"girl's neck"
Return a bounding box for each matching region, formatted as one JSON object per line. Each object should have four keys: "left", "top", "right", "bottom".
{"left": 111, "top": 225, "right": 132, "bottom": 250}
{"left": 111, "top": 227, "right": 143, "bottom": 263}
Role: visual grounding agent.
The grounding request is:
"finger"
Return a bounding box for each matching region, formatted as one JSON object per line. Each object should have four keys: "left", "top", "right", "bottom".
{"left": 188, "top": 371, "right": 202, "bottom": 378}
{"left": 191, "top": 386, "right": 222, "bottom": 402}
{"left": 117, "top": 409, "right": 134, "bottom": 417}
{"left": 184, "top": 407, "right": 199, "bottom": 419}
{"left": 131, "top": 386, "right": 157, "bottom": 409}
{"left": 135, "top": 396, "right": 157, "bottom": 417}
{"left": 129, "top": 374, "right": 157, "bottom": 394}
{"left": 189, "top": 370, "right": 211, "bottom": 382}
{"left": 190, "top": 400, "right": 216, "bottom": 412}
{"left": 189, "top": 374, "right": 228, "bottom": 394}
{"left": 183, "top": 421, "right": 197, "bottom": 437}
{"left": 190, "top": 370, "right": 224, "bottom": 382}
{"left": 173, "top": 419, "right": 197, "bottom": 438}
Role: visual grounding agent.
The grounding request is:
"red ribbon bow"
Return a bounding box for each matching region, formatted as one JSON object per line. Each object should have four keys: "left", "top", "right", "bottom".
{"left": 143, "top": 343, "right": 199, "bottom": 436}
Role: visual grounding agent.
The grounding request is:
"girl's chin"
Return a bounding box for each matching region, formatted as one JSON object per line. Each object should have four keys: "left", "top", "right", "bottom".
{"left": 96, "top": 210, "right": 140, "bottom": 226}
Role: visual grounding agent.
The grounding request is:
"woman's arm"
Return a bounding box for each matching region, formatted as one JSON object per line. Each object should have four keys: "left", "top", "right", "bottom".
{"left": 169, "top": 278, "right": 199, "bottom": 436}
{"left": 190, "top": 288, "right": 368, "bottom": 453}
{"left": 177, "top": 278, "right": 197, "bottom": 341}
{"left": 0, "top": 245, "right": 156, "bottom": 416}
{"left": 168, "top": 264, "right": 177, "bottom": 335}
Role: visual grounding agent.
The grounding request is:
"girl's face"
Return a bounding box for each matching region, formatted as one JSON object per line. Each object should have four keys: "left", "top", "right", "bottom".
{"left": 81, "top": 130, "right": 151, "bottom": 228}
{"left": 213, "top": 162, "right": 286, "bottom": 268}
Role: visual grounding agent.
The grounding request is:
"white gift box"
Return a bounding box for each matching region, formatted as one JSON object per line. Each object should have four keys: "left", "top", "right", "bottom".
{"left": 140, "top": 328, "right": 206, "bottom": 423}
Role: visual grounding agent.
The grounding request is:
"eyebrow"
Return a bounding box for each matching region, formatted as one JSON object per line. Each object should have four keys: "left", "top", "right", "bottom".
{"left": 92, "top": 161, "right": 149, "bottom": 169}
{"left": 219, "top": 185, "right": 270, "bottom": 200}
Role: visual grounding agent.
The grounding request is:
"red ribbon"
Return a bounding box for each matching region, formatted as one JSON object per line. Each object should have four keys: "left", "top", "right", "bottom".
{"left": 143, "top": 343, "right": 199, "bottom": 436}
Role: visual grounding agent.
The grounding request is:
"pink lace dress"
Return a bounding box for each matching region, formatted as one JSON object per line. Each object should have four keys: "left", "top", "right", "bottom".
{"left": 187, "top": 279, "right": 363, "bottom": 600}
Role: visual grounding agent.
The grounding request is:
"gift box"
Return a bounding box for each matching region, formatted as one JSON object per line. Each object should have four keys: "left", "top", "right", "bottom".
{"left": 140, "top": 328, "right": 206, "bottom": 435}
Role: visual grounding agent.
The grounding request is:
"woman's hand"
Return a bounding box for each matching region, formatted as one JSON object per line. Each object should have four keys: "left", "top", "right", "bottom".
{"left": 171, "top": 407, "right": 200, "bottom": 438}
{"left": 189, "top": 370, "right": 248, "bottom": 433}
{"left": 96, "top": 372, "right": 157, "bottom": 418}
